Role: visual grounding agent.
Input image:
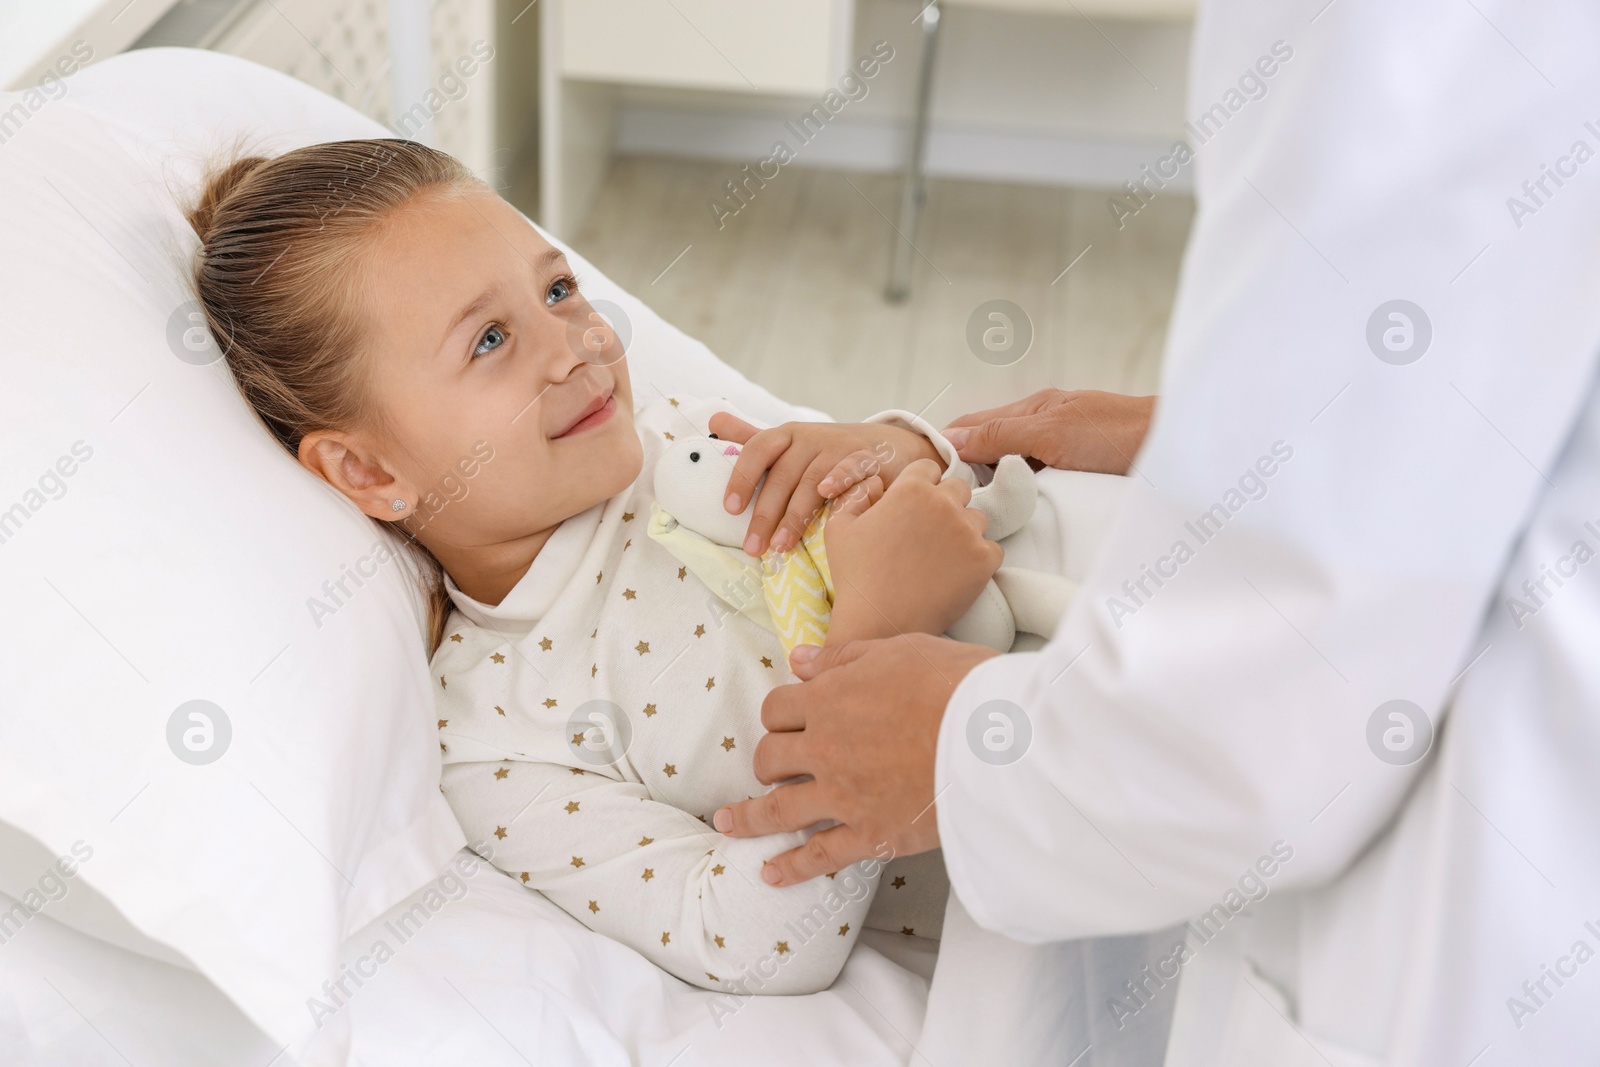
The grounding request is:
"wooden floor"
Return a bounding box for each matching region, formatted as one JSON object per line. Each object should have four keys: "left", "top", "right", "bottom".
{"left": 567, "top": 156, "right": 1194, "bottom": 425}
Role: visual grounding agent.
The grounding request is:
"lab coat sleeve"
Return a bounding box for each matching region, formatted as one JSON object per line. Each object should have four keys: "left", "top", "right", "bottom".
{"left": 935, "top": 0, "right": 1600, "bottom": 942}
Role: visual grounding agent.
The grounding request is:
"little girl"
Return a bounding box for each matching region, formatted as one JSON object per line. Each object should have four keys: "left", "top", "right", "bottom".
{"left": 185, "top": 139, "right": 1002, "bottom": 996}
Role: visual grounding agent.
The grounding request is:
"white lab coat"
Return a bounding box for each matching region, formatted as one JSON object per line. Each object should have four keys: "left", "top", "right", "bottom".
{"left": 935, "top": 0, "right": 1600, "bottom": 1063}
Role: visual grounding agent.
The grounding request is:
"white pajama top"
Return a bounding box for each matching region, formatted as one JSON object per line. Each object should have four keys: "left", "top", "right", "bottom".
{"left": 433, "top": 395, "right": 970, "bottom": 995}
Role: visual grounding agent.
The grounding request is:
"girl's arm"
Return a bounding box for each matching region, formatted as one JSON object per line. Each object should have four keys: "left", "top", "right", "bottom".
{"left": 705, "top": 412, "right": 974, "bottom": 558}
{"left": 440, "top": 758, "right": 886, "bottom": 995}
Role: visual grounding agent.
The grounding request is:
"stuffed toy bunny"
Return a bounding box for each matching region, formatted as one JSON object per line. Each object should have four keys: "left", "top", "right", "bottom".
{"left": 647, "top": 436, "right": 1076, "bottom": 654}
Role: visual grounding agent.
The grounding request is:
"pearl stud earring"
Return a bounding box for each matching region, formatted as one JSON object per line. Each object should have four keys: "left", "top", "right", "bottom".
{"left": 390, "top": 499, "right": 406, "bottom": 512}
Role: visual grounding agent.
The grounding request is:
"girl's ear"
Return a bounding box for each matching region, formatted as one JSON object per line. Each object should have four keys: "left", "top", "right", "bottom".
{"left": 298, "top": 430, "right": 415, "bottom": 522}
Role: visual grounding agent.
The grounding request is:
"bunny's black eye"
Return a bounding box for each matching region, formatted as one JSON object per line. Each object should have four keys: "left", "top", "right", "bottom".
{"left": 689, "top": 451, "right": 701, "bottom": 462}
{"left": 708, "top": 433, "right": 718, "bottom": 440}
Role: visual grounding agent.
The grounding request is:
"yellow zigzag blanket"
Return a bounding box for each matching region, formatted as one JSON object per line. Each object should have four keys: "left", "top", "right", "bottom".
{"left": 648, "top": 503, "right": 836, "bottom": 657}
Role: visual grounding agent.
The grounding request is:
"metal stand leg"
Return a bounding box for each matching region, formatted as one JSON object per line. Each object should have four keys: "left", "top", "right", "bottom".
{"left": 886, "top": 0, "right": 942, "bottom": 303}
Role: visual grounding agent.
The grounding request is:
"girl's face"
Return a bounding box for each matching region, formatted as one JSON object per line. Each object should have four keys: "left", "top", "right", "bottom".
{"left": 304, "top": 184, "right": 642, "bottom": 597}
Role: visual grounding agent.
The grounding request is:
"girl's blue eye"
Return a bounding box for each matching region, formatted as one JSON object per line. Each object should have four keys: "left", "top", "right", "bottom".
{"left": 473, "top": 324, "right": 505, "bottom": 358}
{"left": 546, "top": 276, "right": 575, "bottom": 306}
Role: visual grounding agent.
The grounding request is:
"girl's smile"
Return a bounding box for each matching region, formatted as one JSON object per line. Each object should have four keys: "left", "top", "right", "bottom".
{"left": 554, "top": 391, "right": 617, "bottom": 439}
{"left": 296, "top": 180, "right": 644, "bottom": 609}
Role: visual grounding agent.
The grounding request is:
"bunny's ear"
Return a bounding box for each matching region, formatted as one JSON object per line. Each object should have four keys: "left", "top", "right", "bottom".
{"left": 968, "top": 454, "right": 1038, "bottom": 541}
{"left": 993, "top": 568, "right": 1079, "bottom": 641}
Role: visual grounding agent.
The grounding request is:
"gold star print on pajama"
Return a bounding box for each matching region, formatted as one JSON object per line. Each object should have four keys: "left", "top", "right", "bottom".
{"left": 434, "top": 394, "right": 955, "bottom": 996}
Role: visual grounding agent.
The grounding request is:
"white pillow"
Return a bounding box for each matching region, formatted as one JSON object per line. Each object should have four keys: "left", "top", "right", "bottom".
{"left": 0, "top": 45, "right": 825, "bottom": 1049}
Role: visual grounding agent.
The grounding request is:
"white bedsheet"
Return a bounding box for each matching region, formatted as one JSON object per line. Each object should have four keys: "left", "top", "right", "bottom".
{"left": 1, "top": 480, "right": 1176, "bottom": 1067}
{"left": 2, "top": 850, "right": 928, "bottom": 1067}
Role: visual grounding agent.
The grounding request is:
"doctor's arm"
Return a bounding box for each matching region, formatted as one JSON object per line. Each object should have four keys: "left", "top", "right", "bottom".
{"left": 717, "top": 0, "right": 1600, "bottom": 942}
{"left": 942, "top": 389, "right": 1156, "bottom": 475}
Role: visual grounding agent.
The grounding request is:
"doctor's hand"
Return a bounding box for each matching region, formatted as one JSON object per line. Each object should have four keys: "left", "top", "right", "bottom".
{"left": 711, "top": 634, "right": 1000, "bottom": 887}
{"left": 942, "top": 388, "right": 1155, "bottom": 474}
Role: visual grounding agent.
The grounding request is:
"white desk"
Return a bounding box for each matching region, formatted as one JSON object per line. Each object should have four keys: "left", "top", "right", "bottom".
{"left": 538, "top": 0, "right": 856, "bottom": 239}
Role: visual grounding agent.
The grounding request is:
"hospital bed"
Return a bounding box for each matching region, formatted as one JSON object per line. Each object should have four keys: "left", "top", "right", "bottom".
{"left": 0, "top": 48, "right": 1169, "bottom": 1066}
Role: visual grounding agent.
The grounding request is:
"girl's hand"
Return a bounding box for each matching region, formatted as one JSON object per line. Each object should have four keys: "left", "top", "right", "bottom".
{"left": 821, "top": 459, "right": 1003, "bottom": 643}
{"left": 708, "top": 412, "right": 941, "bottom": 556}
{"left": 942, "top": 389, "right": 1155, "bottom": 475}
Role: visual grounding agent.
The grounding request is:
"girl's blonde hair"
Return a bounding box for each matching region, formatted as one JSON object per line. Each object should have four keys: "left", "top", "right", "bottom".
{"left": 185, "top": 138, "right": 478, "bottom": 656}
